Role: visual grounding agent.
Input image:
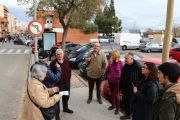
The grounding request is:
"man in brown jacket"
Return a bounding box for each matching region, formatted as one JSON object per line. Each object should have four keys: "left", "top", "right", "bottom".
{"left": 85, "top": 42, "right": 108, "bottom": 104}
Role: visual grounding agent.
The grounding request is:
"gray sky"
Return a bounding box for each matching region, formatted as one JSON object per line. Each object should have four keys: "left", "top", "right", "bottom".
{"left": 1, "top": 0, "right": 180, "bottom": 33}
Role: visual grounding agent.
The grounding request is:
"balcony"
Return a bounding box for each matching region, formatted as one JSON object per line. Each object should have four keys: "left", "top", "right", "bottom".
{"left": 0, "top": 18, "right": 8, "bottom": 23}
{"left": 4, "top": 14, "right": 8, "bottom": 18}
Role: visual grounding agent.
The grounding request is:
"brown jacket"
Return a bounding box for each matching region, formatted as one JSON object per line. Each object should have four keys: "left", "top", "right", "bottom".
{"left": 85, "top": 50, "right": 108, "bottom": 79}
{"left": 22, "top": 78, "right": 61, "bottom": 120}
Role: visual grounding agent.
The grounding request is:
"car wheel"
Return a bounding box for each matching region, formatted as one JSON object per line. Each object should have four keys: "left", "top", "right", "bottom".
{"left": 78, "top": 60, "right": 84, "bottom": 68}
{"left": 169, "top": 55, "right": 174, "bottom": 59}
{"left": 27, "top": 42, "right": 30, "bottom": 46}
{"left": 147, "top": 49, "right": 151, "bottom": 53}
{"left": 141, "top": 50, "right": 143, "bottom": 52}
{"left": 122, "top": 45, "right": 127, "bottom": 50}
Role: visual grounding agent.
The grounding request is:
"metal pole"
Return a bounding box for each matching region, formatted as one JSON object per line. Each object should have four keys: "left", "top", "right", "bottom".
{"left": 34, "top": 0, "right": 38, "bottom": 62}
{"left": 162, "top": 0, "right": 175, "bottom": 63}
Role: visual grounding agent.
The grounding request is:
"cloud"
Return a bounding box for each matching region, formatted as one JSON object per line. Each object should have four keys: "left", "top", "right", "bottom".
{"left": 114, "top": 0, "right": 180, "bottom": 33}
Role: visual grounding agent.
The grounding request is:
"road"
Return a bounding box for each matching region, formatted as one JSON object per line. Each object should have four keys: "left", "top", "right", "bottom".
{"left": 0, "top": 42, "right": 31, "bottom": 120}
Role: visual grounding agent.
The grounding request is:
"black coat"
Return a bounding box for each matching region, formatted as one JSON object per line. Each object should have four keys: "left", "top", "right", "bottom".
{"left": 119, "top": 60, "right": 143, "bottom": 96}
{"left": 135, "top": 77, "right": 159, "bottom": 120}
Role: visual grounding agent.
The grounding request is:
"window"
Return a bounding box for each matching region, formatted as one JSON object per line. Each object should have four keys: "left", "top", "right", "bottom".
{"left": 144, "top": 34, "right": 148, "bottom": 38}
{"left": 75, "top": 45, "right": 92, "bottom": 53}
{"left": 120, "top": 54, "right": 125, "bottom": 62}
{"left": 105, "top": 52, "right": 111, "bottom": 60}
{"left": 84, "top": 48, "right": 93, "bottom": 56}
{"left": 101, "top": 46, "right": 112, "bottom": 52}
{"left": 173, "top": 48, "right": 180, "bottom": 52}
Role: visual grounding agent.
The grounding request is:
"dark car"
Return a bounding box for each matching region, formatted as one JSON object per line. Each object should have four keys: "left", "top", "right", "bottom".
{"left": 13, "top": 37, "right": 26, "bottom": 45}
{"left": 103, "top": 57, "right": 180, "bottom": 107}
{"left": 79, "top": 51, "right": 143, "bottom": 80}
{"left": 66, "top": 42, "right": 123, "bottom": 68}
{"left": 58, "top": 43, "right": 82, "bottom": 56}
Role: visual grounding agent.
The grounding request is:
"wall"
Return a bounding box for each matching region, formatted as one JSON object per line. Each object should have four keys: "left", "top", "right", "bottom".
{"left": 38, "top": 10, "right": 98, "bottom": 43}
{"left": 0, "top": 5, "right": 4, "bottom": 18}
{"left": 8, "top": 13, "right": 16, "bottom": 33}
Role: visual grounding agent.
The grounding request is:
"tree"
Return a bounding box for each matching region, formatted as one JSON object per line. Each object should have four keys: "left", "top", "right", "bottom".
{"left": 94, "top": 0, "right": 122, "bottom": 36}
{"left": 129, "top": 29, "right": 141, "bottom": 34}
{"left": 18, "top": 0, "right": 106, "bottom": 51}
{"left": 154, "top": 29, "right": 165, "bottom": 32}
{"left": 145, "top": 28, "right": 154, "bottom": 32}
{"left": 172, "top": 21, "right": 180, "bottom": 37}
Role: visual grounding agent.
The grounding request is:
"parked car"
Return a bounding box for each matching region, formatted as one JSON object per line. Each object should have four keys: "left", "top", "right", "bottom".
{"left": 170, "top": 44, "right": 180, "bottom": 49}
{"left": 139, "top": 42, "right": 162, "bottom": 53}
{"left": 114, "top": 33, "right": 142, "bottom": 50}
{"left": 58, "top": 43, "right": 82, "bottom": 55}
{"left": 13, "top": 37, "right": 26, "bottom": 45}
{"left": 57, "top": 42, "right": 61, "bottom": 47}
{"left": 24, "top": 38, "right": 31, "bottom": 46}
{"left": 103, "top": 57, "right": 180, "bottom": 107}
{"left": 79, "top": 51, "right": 143, "bottom": 80}
{"left": 169, "top": 47, "right": 180, "bottom": 61}
{"left": 172, "top": 38, "right": 180, "bottom": 47}
{"left": 66, "top": 42, "right": 123, "bottom": 68}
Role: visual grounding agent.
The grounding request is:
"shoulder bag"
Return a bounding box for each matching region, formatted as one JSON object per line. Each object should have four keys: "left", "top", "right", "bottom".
{"left": 27, "top": 86, "right": 59, "bottom": 120}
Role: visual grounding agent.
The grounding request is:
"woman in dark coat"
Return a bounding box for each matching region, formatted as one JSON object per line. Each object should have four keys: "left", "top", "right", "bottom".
{"left": 133, "top": 62, "right": 159, "bottom": 120}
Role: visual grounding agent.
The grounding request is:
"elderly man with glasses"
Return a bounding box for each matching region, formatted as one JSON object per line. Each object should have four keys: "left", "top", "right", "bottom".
{"left": 85, "top": 42, "right": 108, "bottom": 104}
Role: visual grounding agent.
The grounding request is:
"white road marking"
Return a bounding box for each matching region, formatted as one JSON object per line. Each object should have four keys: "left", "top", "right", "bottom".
{"left": 0, "top": 49, "right": 7, "bottom": 53}
{"left": 24, "top": 50, "right": 29, "bottom": 53}
{"left": 15, "top": 49, "right": 22, "bottom": 53}
{"left": 7, "top": 49, "right": 14, "bottom": 53}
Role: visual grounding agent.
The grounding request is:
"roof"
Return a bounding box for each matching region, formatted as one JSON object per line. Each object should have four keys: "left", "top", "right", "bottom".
{"left": 138, "top": 57, "right": 178, "bottom": 65}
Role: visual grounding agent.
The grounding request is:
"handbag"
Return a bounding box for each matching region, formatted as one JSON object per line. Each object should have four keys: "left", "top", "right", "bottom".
{"left": 27, "top": 86, "right": 59, "bottom": 120}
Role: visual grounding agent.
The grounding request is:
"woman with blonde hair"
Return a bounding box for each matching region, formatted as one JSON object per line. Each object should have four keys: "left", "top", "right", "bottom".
{"left": 106, "top": 51, "right": 124, "bottom": 115}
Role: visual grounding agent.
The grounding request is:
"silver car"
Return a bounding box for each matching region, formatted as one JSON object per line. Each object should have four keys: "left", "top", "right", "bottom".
{"left": 139, "top": 42, "right": 162, "bottom": 53}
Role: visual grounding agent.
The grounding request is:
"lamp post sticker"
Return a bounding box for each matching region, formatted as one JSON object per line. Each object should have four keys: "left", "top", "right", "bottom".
{"left": 28, "top": 20, "right": 44, "bottom": 36}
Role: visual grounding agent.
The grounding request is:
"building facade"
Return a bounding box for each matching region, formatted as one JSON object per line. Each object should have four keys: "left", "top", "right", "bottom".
{"left": 8, "top": 13, "right": 16, "bottom": 34}
{"left": 143, "top": 32, "right": 174, "bottom": 46}
{"left": 38, "top": 10, "right": 98, "bottom": 43}
{"left": 0, "top": 4, "right": 9, "bottom": 38}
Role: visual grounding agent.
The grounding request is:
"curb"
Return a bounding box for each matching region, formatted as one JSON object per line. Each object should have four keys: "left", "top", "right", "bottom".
{"left": 72, "top": 71, "right": 88, "bottom": 87}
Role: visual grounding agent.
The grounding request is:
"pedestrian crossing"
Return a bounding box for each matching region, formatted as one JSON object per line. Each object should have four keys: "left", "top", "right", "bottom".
{"left": 0, "top": 49, "right": 30, "bottom": 54}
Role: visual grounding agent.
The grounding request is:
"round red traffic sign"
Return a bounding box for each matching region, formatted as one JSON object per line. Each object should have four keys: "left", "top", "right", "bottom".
{"left": 28, "top": 20, "right": 44, "bottom": 36}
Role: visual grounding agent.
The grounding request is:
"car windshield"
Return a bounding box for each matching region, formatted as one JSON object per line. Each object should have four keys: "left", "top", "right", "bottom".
{"left": 75, "top": 45, "right": 92, "bottom": 53}
{"left": 140, "top": 43, "right": 146, "bottom": 46}
{"left": 138, "top": 61, "right": 160, "bottom": 67}
{"left": 19, "top": 37, "right": 26, "bottom": 41}
{"left": 173, "top": 44, "right": 180, "bottom": 48}
{"left": 177, "top": 38, "right": 180, "bottom": 43}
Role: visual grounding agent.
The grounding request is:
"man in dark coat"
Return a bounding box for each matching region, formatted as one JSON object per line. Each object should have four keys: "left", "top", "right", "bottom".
{"left": 119, "top": 52, "right": 142, "bottom": 120}
{"left": 50, "top": 49, "right": 73, "bottom": 120}
{"left": 149, "top": 62, "right": 180, "bottom": 120}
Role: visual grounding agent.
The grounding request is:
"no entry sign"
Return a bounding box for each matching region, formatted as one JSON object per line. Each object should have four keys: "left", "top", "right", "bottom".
{"left": 28, "top": 20, "right": 44, "bottom": 36}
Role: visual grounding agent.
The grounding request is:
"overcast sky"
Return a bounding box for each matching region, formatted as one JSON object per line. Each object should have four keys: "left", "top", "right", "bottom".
{"left": 1, "top": 0, "right": 180, "bottom": 33}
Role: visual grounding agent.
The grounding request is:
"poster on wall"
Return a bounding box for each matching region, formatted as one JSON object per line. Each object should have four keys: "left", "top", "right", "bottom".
{"left": 42, "top": 32, "right": 56, "bottom": 51}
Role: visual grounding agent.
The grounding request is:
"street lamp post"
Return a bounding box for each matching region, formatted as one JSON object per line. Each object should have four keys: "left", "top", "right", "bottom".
{"left": 34, "top": 0, "right": 38, "bottom": 62}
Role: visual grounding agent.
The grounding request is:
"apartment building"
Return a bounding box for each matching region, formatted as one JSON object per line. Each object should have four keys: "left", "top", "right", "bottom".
{"left": 8, "top": 13, "right": 16, "bottom": 34}
{"left": 0, "top": 4, "right": 9, "bottom": 38}
{"left": 38, "top": 10, "right": 98, "bottom": 43}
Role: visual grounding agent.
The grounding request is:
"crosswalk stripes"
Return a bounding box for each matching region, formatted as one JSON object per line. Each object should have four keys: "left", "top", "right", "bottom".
{"left": 15, "top": 49, "right": 22, "bottom": 53}
{"left": 0, "top": 49, "right": 7, "bottom": 53}
{"left": 0, "top": 49, "right": 30, "bottom": 54}
{"left": 7, "top": 49, "right": 14, "bottom": 53}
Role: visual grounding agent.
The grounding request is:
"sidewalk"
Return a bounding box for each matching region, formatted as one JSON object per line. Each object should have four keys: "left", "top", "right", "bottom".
{"left": 30, "top": 55, "right": 122, "bottom": 120}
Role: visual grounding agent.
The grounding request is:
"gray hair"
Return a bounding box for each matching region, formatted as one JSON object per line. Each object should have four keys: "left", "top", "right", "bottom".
{"left": 31, "top": 64, "right": 47, "bottom": 80}
{"left": 56, "top": 49, "right": 64, "bottom": 54}
{"left": 125, "top": 52, "right": 134, "bottom": 59}
{"left": 39, "top": 58, "right": 48, "bottom": 62}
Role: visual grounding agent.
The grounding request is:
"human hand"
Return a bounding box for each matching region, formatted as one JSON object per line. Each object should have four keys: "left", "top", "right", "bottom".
{"left": 110, "top": 57, "right": 113, "bottom": 64}
{"left": 55, "top": 62, "right": 60, "bottom": 67}
{"left": 53, "top": 87, "right": 59, "bottom": 92}
{"left": 88, "top": 57, "right": 91, "bottom": 61}
{"left": 59, "top": 94, "right": 63, "bottom": 97}
{"left": 133, "top": 87, "right": 138, "bottom": 93}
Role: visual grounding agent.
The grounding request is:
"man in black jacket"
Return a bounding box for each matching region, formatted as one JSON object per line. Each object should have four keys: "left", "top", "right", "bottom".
{"left": 119, "top": 52, "right": 142, "bottom": 120}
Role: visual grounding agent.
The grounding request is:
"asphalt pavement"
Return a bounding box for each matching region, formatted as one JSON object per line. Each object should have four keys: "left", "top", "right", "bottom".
{"left": 0, "top": 42, "right": 31, "bottom": 120}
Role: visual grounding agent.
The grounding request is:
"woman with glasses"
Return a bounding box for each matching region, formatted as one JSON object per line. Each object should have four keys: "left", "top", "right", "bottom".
{"left": 106, "top": 51, "right": 124, "bottom": 115}
{"left": 133, "top": 62, "right": 159, "bottom": 120}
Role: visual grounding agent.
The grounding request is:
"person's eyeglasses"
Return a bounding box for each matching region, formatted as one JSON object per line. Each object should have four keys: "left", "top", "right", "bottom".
{"left": 142, "top": 66, "right": 148, "bottom": 69}
{"left": 94, "top": 45, "right": 100, "bottom": 47}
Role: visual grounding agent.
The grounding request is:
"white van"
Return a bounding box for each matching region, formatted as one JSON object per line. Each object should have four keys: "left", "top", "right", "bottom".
{"left": 114, "top": 33, "right": 142, "bottom": 50}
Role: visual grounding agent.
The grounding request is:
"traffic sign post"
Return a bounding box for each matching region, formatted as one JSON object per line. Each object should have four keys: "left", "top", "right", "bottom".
{"left": 28, "top": 20, "right": 44, "bottom": 62}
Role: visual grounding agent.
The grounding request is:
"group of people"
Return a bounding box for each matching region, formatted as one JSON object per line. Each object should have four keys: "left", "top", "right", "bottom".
{"left": 85, "top": 42, "right": 180, "bottom": 120}
{"left": 22, "top": 41, "right": 180, "bottom": 120}
{"left": 22, "top": 49, "right": 73, "bottom": 120}
{"left": 1, "top": 33, "right": 12, "bottom": 44}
